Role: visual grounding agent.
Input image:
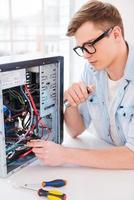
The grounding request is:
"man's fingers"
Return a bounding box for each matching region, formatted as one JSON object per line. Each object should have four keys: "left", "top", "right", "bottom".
{"left": 27, "top": 140, "right": 46, "bottom": 148}
{"left": 64, "top": 90, "right": 77, "bottom": 106}
{"left": 68, "top": 87, "right": 81, "bottom": 104}
{"left": 32, "top": 147, "right": 44, "bottom": 154}
{"left": 79, "top": 82, "right": 89, "bottom": 98}
{"left": 64, "top": 82, "right": 87, "bottom": 106}
{"left": 73, "top": 83, "right": 87, "bottom": 101}
{"left": 64, "top": 82, "right": 96, "bottom": 107}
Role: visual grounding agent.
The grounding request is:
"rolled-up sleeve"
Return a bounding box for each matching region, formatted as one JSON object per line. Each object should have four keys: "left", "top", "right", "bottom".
{"left": 125, "top": 116, "right": 134, "bottom": 151}
{"left": 78, "top": 101, "right": 91, "bottom": 129}
{"left": 78, "top": 62, "right": 95, "bottom": 129}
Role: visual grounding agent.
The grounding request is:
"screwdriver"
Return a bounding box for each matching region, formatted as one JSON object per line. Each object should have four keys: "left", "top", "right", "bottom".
{"left": 24, "top": 179, "right": 66, "bottom": 189}
{"left": 38, "top": 189, "right": 66, "bottom": 200}
{"left": 42, "top": 179, "right": 66, "bottom": 188}
{"left": 21, "top": 185, "right": 66, "bottom": 200}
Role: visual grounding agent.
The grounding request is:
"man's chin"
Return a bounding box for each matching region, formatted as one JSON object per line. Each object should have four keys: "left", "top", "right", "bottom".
{"left": 89, "top": 61, "right": 98, "bottom": 65}
{"left": 89, "top": 61, "right": 104, "bottom": 71}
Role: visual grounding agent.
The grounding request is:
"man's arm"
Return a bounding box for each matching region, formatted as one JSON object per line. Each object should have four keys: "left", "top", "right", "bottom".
{"left": 27, "top": 140, "right": 134, "bottom": 169}
{"left": 64, "top": 82, "right": 95, "bottom": 138}
{"left": 63, "top": 146, "right": 134, "bottom": 169}
{"left": 64, "top": 106, "right": 85, "bottom": 138}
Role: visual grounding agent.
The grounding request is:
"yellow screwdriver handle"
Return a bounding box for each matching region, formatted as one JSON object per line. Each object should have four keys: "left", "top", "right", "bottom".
{"left": 47, "top": 195, "right": 62, "bottom": 200}
{"left": 49, "top": 190, "right": 63, "bottom": 195}
{"left": 47, "top": 190, "right": 66, "bottom": 200}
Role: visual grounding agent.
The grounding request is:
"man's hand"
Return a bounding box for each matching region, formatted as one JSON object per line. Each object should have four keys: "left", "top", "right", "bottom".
{"left": 27, "top": 140, "right": 65, "bottom": 166}
{"left": 64, "top": 82, "right": 95, "bottom": 107}
{"left": 27, "top": 140, "right": 134, "bottom": 169}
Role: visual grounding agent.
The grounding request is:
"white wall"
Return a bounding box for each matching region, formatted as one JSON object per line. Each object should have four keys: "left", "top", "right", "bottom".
{"left": 70, "top": 0, "right": 134, "bottom": 83}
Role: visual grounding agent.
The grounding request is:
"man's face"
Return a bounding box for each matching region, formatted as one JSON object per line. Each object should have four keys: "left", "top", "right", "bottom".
{"left": 74, "top": 21, "right": 119, "bottom": 71}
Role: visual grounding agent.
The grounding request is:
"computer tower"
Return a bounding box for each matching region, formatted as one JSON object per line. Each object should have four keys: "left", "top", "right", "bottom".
{"left": 0, "top": 55, "right": 64, "bottom": 177}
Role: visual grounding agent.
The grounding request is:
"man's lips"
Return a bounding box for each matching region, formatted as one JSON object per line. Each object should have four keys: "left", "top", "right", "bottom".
{"left": 89, "top": 60, "right": 97, "bottom": 64}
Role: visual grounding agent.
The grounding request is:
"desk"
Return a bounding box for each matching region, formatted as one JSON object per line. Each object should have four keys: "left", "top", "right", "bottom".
{"left": 0, "top": 130, "right": 134, "bottom": 200}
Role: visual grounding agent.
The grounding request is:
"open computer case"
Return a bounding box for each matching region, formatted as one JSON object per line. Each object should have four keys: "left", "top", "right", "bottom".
{"left": 0, "top": 55, "right": 64, "bottom": 177}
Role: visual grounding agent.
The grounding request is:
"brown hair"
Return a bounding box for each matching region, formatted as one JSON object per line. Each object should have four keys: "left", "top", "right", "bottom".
{"left": 66, "top": 0, "right": 124, "bottom": 38}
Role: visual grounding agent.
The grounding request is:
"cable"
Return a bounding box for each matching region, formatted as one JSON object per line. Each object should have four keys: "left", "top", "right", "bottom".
{"left": 24, "top": 84, "right": 48, "bottom": 129}
{"left": 24, "top": 84, "right": 52, "bottom": 140}
{"left": 9, "top": 89, "right": 25, "bottom": 105}
{"left": 6, "top": 83, "right": 52, "bottom": 155}
{"left": 20, "top": 86, "right": 34, "bottom": 134}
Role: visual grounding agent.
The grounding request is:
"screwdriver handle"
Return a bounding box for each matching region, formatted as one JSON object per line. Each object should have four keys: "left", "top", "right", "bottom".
{"left": 38, "top": 188, "right": 48, "bottom": 197}
{"left": 38, "top": 189, "right": 66, "bottom": 200}
{"left": 42, "top": 179, "right": 66, "bottom": 187}
{"left": 47, "top": 193, "right": 67, "bottom": 200}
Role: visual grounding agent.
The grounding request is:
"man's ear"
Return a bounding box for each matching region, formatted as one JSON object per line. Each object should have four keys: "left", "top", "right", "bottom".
{"left": 112, "top": 26, "right": 122, "bottom": 40}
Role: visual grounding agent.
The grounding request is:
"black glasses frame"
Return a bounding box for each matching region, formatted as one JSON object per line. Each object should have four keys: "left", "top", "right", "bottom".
{"left": 73, "top": 28, "right": 113, "bottom": 57}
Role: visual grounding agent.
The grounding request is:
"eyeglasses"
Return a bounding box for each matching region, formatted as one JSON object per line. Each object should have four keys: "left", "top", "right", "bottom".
{"left": 73, "top": 28, "right": 113, "bottom": 57}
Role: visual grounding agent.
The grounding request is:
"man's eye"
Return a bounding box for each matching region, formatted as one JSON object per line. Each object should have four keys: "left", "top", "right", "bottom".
{"left": 85, "top": 43, "right": 93, "bottom": 48}
{"left": 87, "top": 43, "right": 92, "bottom": 46}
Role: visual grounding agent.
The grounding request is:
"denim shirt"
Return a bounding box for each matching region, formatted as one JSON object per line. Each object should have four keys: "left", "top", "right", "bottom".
{"left": 78, "top": 43, "right": 134, "bottom": 151}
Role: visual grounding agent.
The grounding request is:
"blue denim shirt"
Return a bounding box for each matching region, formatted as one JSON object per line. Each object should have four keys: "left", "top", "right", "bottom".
{"left": 79, "top": 43, "right": 134, "bottom": 151}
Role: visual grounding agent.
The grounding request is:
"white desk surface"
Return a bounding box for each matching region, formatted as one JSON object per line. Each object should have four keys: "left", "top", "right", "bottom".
{"left": 0, "top": 130, "right": 134, "bottom": 200}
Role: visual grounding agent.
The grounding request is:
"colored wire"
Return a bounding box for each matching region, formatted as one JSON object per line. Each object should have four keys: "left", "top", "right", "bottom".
{"left": 24, "top": 84, "right": 48, "bottom": 129}
{"left": 9, "top": 89, "right": 25, "bottom": 105}
{"left": 20, "top": 86, "right": 34, "bottom": 132}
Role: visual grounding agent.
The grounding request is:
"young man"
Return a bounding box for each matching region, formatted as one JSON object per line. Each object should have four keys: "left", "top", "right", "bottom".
{"left": 28, "top": 1, "right": 134, "bottom": 169}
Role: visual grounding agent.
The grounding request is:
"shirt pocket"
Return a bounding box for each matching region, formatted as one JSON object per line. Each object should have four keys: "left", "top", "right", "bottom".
{"left": 87, "top": 95, "right": 101, "bottom": 120}
{"left": 117, "top": 106, "right": 134, "bottom": 135}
